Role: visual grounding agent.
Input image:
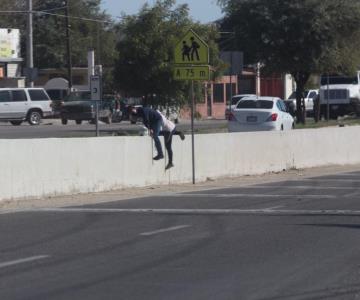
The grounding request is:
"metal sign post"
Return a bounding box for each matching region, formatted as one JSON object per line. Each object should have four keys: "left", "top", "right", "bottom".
{"left": 90, "top": 75, "right": 101, "bottom": 137}
{"left": 327, "top": 73, "right": 330, "bottom": 121}
{"left": 173, "top": 29, "right": 210, "bottom": 184}
{"left": 190, "top": 79, "right": 195, "bottom": 184}
{"left": 95, "top": 101, "right": 99, "bottom": 136}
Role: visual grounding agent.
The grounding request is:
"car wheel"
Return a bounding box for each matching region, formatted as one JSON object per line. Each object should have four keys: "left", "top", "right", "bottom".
{"left": 28, "top": 110, "right": 42, "bottom": 125}
{"left": 281, "top": 124, "right": 284, "bottom": 131}
{"left": 75, "top": 120, "right": 82, "bottom": 125}
{"left": 61, "top": 118, "right": 68, "bottom": 125}
{"left": 10, "top": 121, "right": 22, "bottom": 126}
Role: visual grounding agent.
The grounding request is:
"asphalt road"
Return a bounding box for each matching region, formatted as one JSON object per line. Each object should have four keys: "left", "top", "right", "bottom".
{"left": 2, "top": 170, "right": 360, "bottom": 299}
{"left": 0, "top": 119, "right": 227, "bottom": 139}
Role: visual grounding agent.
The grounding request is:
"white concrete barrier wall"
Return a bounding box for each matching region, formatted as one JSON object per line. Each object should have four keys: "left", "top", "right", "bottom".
{"left": 1, "top": 126, "right": 360, "bottom": 201}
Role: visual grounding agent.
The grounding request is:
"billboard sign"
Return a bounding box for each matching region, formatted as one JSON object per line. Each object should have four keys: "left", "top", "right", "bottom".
{"left": 0, "top": 28, "right": 20, "bottom": 59}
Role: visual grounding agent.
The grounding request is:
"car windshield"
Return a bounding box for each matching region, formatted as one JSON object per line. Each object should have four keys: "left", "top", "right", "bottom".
{"left": 231, "top": 96, "right": 244, "bottom": 105}
{"left": 64, "top": 91, "right": 91, "bottom": 101}
{"left": 237, "top": 100, "right": 273, "bottom": 109}
{"left": 231, "top": 95, "right": 256, "bottom": 105}
{"left": 320, "top": 75, "right": 358, "bottom": 85}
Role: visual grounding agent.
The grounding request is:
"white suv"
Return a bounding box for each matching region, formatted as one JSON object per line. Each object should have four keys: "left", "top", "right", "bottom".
{"left": 0, "top": 88, "right": 53, "bottom": 125}
{"left": 285, "top": 89, "right": 318, "bottom": 116}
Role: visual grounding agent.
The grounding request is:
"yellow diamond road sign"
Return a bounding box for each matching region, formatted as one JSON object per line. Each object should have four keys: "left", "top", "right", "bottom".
{"left": 174, "top": 29, "right": 209, "bottom": 65}
{"left": 173, "top": 66, "right": 210, "bottom": 81}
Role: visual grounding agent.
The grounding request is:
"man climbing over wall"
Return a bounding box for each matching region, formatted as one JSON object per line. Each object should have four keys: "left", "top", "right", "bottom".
{"left": 130, "top": 106, "right": 185, "bottom": 170}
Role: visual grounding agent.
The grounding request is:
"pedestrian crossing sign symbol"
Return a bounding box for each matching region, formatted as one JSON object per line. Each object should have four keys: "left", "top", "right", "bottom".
{"left": 174, "top": 29, "right": 209, "bottom": 65}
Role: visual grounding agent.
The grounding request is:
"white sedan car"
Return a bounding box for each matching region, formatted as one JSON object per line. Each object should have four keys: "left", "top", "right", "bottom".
{"left": 225, "top": 94, "right": 256, "bottom": 119}
{"left": 228, "top": 96, "right": 295, "bottom": 132}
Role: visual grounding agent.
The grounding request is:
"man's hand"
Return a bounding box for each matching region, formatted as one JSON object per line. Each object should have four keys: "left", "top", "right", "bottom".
{"left": 150, "top": 129, "right": 154, "bottom": 137}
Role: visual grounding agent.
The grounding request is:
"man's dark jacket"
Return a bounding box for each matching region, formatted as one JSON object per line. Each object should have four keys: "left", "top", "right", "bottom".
{"left": 136, "top": 107, "right": 162, "bottom": 129}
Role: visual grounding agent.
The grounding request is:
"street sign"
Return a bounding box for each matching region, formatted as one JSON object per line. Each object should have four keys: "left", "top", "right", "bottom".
{"left": 174, "top": 29, "right": 209, "bottom": 65}
{"left": 173, "top": 29, "right": 211, "bottom": 185}
{"left": 173, "top": 66, "right": 210, "bottom": 81}
{"left": 90, "top": 75, "right": 101, "bottom": 100}
{"left": 220, "top": 51, "right": 244, "bottom": 75}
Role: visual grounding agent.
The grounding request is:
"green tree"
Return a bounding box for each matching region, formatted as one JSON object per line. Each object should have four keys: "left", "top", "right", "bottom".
{"left": 0, "top": 0, "right": 117, "bottom": 91}
{"left": 0, "top": 1, "right": 26, "bottom": 29}
{"left": 218, "top": 0, "right": 360, "bottom": 123}
{"left": 113, "top": 0, "right": 224, "bottom": 108}
{"left": 32, "top": 0, "right": 116, "bottom": 67}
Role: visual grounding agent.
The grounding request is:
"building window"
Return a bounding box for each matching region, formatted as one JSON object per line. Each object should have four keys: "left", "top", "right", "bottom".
{"left": 213, "top": 83, "right": 224, "bottom": 103}
{"left": 196, "top": 85, "right": 206, "bottom": 103}
{"left": 239, "top": 75, "right": 256, "bottom": 94}
{"left": 73, "top": 75, "right": 85, "bottom": 85}
{"left": 226, "top": 83, "right": 237, "bottom": 104}
{"left": 207, "top": 84, "right": 212, "bottom": 103}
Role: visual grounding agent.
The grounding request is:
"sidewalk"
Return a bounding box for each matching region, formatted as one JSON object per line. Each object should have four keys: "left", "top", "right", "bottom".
{"left": 1, "top": 164, "right": 360, "bottom": 212}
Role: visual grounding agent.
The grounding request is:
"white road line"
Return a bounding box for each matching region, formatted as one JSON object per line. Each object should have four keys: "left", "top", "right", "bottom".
{"left": 242, "top": 185, "right": 359, "bottom": 190}
{"left": 303, "top": 178, "right": 360, "bottom": 182}
{"left": 140, "top": 225, "right": 190, "bottom": 236}
{"left": 20, "top": 207, "right": 360, "bottom": 216}
{"left": 264, "top": 206, "right": 284, "bottom": 210}
{"left": 329, "top": 173, "right": 360, "bottom": 176}
{"left": 167, "top": 193, "right": 336, "bottom": 199}
{"left": 0, "top": 255, "right": 49, "bottom": 269}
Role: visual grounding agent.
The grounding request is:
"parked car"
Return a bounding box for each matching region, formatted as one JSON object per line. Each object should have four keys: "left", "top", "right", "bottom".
{"left": 228, "top": 96, "right": 294, "bottom": 132}
{"left": 0, "top": 88, "right": 53, "bottom": 125}
{"left": 284, "top": 89, "right": 318, "bottom": 116}
{"left": 60, "top": 91, "right": 113, "bottom": 125}
{"left": 225, "top": 94, "right": 257, "bottom": 119}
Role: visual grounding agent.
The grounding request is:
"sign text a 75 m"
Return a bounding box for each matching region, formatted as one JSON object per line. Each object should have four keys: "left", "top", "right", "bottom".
{"left": 173, "top": 66, "right": 210, "bottom": 81}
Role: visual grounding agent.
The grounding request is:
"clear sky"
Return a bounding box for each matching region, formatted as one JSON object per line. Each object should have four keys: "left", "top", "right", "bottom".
{"left": 100, "top": 0, "right": 224, "bottom": 23}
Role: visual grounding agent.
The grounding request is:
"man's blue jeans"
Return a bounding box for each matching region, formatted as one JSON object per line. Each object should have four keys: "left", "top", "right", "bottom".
{"left": 152, "top": 119, "right": 163, "bottom": 157}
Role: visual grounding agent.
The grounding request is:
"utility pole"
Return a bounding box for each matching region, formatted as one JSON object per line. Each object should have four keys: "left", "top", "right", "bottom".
{"left": 65, "top": 0, "right": 73, "bottom": 91}
{"left": 26, "top": 0, "right": 34, "bottom": 87}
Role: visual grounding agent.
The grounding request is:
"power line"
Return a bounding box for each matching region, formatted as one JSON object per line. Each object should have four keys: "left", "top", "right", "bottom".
{"left": 0, "top": 10, "right": 118, "bottom": 24}
{"left": 39, "top": 6, "right": 66, "bottom": 12}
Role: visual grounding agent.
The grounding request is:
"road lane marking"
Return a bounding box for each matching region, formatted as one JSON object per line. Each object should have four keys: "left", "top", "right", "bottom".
{"left": 264, "top": 206, "right": 284, "bottom": 210}
{"left": 17, "top": 207, "right": 360, "bottom": 216}
{"left": 323, "top": 173, "right": 360, "bottom": 176}
{"left": 0, "top": 255, "right": 49, "bottom": 269}
{"left": 303, "top": 178, "right": 360, "bottom": 182}
{"left": 167, "top": 193, "right": 336, "bottom": 199}
{"left": 140, "top": 225, "right": 190, "bottom": 236}
{"left": 240, "top": 185, "right": 359, "bottom": 190}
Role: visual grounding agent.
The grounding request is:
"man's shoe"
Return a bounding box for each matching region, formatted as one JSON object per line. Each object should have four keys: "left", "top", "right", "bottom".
{"left": 153, "top": 154, "right": 164, "bottom": 160}
{"left": 179, "top": 132, "right": 185, "bottom": 140}
{"left": 165, "top": 162, "right": 174, "bottom": 170}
